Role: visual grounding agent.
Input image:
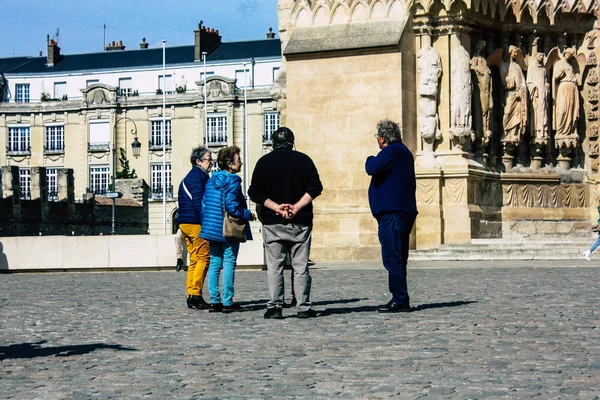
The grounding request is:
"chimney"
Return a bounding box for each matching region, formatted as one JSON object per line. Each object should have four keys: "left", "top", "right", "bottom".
{"left": 194, "top": 20, "right": 222, "bottom": 62}
{"left": 140, "top": 37, "right": 149, "bottom": 49}
{"left": 47, "top": 38, "right": 61, "bottom": 67}
{"left": 266, "top": 27, "right": 276, "bottom": 39}
{"left": 105, "top": 40, "right": 126, "bottom": 51}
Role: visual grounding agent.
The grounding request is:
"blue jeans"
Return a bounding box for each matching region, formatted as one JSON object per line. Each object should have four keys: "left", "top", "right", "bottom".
{"left": 591, "top": 233, "right": 600, "bottom": 253}
{"left": 208, "top": 240, "right": 240, "bottom": 306}
{"left": 378, "top": 213, "right": 414, "bottom": 305}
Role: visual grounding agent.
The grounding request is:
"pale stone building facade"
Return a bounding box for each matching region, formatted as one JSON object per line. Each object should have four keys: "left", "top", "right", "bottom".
{"left": 276, "top": 0, "right": 600, "bottom": 261}
{"left": 0, "top": 23, "right": 282, "bottom": 235}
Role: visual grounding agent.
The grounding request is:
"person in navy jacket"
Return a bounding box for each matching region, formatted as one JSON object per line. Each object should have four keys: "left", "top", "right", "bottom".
{"left": 178, "top": 146, "right": 212, "bottom": 310}
{"left": 365, "top": 119, "right": 418, "bottom": 313}
{"left": 201, "top": 146, "right": 255, "bottom": 313}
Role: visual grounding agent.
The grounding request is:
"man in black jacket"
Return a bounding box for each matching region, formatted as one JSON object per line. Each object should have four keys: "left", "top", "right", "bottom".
{"left": 249, "top": 127, "right": 323, "bottom": 319}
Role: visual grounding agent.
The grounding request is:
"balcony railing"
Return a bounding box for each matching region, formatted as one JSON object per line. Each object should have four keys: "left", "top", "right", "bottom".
{"left": 207, "top": 136, "right": 227, "bottom": 147}
{"left": 88, "top": 142, "right": 110, "bottom": 152}
{"left": 150, "top": 185, "right": 173, "bottom": 199}
{"left": 7, "top": 146, "right": 31, "bottom": 156}
{"left": 48, "top": 190, "right": 59, "bottom": 202}
{"left": 20, "top": 189, "right": 31, "bottom": 200}
{"left": 149, "top": 139, "right": 172, "bottom": 150}
{"left": 44, "top": 145, "right": 65, "bottom": 154}
{"left": 263, "top": 135, "right": 273, "bottom": 145}
{"left": 87, "top": 187, "right": 108, "bottom": 196}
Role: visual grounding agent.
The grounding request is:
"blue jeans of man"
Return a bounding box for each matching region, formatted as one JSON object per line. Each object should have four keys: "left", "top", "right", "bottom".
{"left": 378, "top": 212, "right": 415, "bottom": 305}
{"left": 208, "top": 240, "right": 240, "bottom": 306}
{"left": 591, "top": 233, "right": 600, "bottom": 253}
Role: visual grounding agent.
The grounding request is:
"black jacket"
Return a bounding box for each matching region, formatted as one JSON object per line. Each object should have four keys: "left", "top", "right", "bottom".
{"left": 248, "top": 148, "right": 323, "bottom": 226}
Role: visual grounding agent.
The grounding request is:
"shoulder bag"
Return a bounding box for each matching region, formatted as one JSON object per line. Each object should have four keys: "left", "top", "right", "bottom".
{"left": 222, "top": 188, "right": 247, "bottom": 242}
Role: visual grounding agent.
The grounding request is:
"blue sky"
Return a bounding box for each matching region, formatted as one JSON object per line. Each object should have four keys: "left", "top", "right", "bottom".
{"left": 0, "top": 0, "right": 279, "bottom": 58}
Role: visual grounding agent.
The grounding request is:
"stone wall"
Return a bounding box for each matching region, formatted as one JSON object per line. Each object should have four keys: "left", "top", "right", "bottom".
{"left": 0, "top": 166, "right": 148, "bottom": 236}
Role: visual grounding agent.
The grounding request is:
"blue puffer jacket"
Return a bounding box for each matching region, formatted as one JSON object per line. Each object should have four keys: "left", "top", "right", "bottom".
{"left": 200, "top": 170, "right": 253, "bottom": 242}
{"left": 177, "top": 165, "right": 209, "bottom": 225}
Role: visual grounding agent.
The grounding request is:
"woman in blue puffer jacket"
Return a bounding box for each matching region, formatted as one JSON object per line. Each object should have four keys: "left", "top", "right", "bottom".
{"left": 201, "top": 145, "right": 255, "bottom": 313}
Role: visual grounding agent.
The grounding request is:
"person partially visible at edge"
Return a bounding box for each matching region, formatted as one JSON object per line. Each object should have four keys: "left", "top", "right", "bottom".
{"left": 583, "top": 205, "right": 600, "bottom": 261}
{"left": 201, "top": 145, "right": 256, "bottom": 313}
{"left": 178, "top": 146, "right": 212, "bottom": 310}
{"left": 366, "top": 119, "right": 418, "bottom": 313}
{"left": 248, "top": 127, "right": 323, "bottom": 320}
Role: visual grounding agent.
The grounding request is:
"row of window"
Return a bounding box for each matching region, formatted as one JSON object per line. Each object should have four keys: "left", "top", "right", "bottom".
{"left": 6, "top": 112, "right": 279, "bottom": 154}
{"left": 13, "top": 68, "right": 281, "bottom": 102}
{"left": 16, "top": 164, "right": 173, "bottom": 201}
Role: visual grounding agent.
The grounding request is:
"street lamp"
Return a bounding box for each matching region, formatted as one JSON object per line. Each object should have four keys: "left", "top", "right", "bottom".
{"left": 111, "top": 116, "right": 140, "bottom": 235}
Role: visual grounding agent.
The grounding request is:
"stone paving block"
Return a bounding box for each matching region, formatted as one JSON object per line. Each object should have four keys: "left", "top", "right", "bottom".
{"left": 1, "top": 266, "right": 600, "bottom": 398}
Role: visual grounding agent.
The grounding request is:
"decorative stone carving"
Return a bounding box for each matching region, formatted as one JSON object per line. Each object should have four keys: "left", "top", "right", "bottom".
{"left": 502, "top": 183, "right": 588, "bottom": 208}
{"left": 80, "top": 83, "right": 117, "bottom": 106}
{"left": 444, "top": 179, "right": 467, "bottom": 204}
{"left": 592, "top": 158, "right": 600, "bottom": 173}
{"left": 498, "top": 45, "right": 528, "bottom": 170}
{"left": 417, "top": 31, "right": 442, "bottom": 153}
{"left": 416, "top": 179, "right": 439, "bottom": 204}
{"left": 589, "top": 140, "right": 599, "bottom": 156}
{"left": 470, "top": 40, "right": 493, "bottom": 156}
{"left": 587, "top": 68, "right": 599, "bottom": 85}
{"left": 587, "top": 105, "right": 599, "bottom": 121}
{"left": 196, "top": 76, "right": 236, "bottom": 99}
{"left": 526, "top": 52, "right": 550, "bottom": 169}
{"left": 449, "top": 34, "right": 473, "bottom": 151}
{"left": 589, "top": 87, "right": 599, "bottom": 103}
{"left": 551, "top": 47, "right": 584, "bottom": 169}
{"left": 589, "top": 123, "right": 599, "bottom": 139}
{"left": 588, "top": 51, "right": 597, "bottom": 66}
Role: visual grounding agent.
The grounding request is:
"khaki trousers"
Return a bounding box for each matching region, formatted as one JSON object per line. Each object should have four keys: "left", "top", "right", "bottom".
{"left": 180, "top": 223, "right": 210, "bottom": 296}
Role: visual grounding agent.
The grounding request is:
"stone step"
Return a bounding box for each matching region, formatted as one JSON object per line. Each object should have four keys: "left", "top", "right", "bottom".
{"left": 409, "top": 238, "right": 596, "bottom": 260}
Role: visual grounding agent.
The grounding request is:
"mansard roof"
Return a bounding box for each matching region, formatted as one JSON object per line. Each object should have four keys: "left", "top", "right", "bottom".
{"left": 0, "top": 39, "right": 281, "bottom": 75}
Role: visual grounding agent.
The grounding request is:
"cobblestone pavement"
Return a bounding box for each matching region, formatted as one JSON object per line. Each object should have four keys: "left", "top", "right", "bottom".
{"left": 1, "top": 264, "right": 600, "bottom": 399}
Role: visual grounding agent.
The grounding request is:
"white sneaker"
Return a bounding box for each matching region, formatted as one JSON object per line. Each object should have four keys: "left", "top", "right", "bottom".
{"left": 583, "top": 250, "right": 591, "bottom": 261}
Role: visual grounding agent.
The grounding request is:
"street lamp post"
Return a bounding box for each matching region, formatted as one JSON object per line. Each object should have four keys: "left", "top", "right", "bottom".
{"left": 111, "top": 116, "right": 140, "bottom": 235}
{"left": 162, "top": 39, "right": 167, "bottom": 235}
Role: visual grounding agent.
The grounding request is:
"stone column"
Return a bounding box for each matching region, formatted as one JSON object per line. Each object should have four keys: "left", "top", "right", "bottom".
{"left": 415, "top": 169, "right": 443, "bottom": 248}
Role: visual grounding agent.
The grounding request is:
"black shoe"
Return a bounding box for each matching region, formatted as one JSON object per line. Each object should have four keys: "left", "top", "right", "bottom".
{"left": 377, "top": 300, "right": 411, "bottom": 313}
{"left": 264, "top": 307, "right": 283, "bottom": 319}
{"left": 176, "top": 258, "right": 184, "bottom": 271}
{"left": 297, "top": 309, "right": 318, "bottom": 318}
{"left": 187, "top": 295, "right": 210, "bottom": 310}
{"left": 222, "top": 303, "right": 244, "bottom": 313}
{"left": 283, "top": 301, "right": 292, "bottom": 308}
{"left": 209, "top": 303, "right": 223, "bottom": 313}
{"left": 307, "top": 259, "right": 315, "bottom": 266}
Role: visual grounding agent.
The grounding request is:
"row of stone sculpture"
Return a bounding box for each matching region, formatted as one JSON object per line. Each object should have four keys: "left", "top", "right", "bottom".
{"left": 417, "top": 32, "right": 587, "bottom": 171}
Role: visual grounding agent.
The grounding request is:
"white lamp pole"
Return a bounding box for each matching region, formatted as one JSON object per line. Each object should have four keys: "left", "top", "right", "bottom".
{"left": 243, "top": 63, "right": 249, "bottom": 199}
{"left": 162, "top": 39, "right": 167, "bottom": 235}
{"left": 202, "top": 52, "right": 208, "bottom": 147}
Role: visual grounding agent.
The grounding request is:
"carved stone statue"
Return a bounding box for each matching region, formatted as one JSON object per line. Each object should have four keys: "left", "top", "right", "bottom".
{"left": 450, "top": 34, "right": 473, "bottom": 151}
{"left": 526, "top": 52, "right": 550, "bottom": 169}
{"left": 470, "top": 40, "right": 493, "bottom": 156}
{"left": 499, "top": 45, "right": 528, "bottom": 169}
{"left": 417, "top": 32, "right": 442, "bottom": 153}
{"left": 552, "top": 47, "right": 582, "bottom": 169}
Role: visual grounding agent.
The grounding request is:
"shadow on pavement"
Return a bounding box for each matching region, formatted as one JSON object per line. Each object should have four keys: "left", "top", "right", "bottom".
{"left": 411, "top": 300, "right": 477, "bottom": 311}
{"left": 318, "top": 305, "right": 378, "bottom": 316}
{"left": 0, "top": 340, "right": 137, "bottom": 360}
{"left": 313, "top": 298, "right": 368, "bottom": 306}
{"left": 317, "top": 300, "right": 476, "bottom": 316}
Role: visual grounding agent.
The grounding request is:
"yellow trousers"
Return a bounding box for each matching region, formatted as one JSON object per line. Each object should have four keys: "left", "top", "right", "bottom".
{"left": 180, "top": 223, "right": 210, "bottom": 296}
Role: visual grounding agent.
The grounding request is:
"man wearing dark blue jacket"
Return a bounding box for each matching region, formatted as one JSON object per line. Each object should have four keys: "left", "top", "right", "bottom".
{"left": 366, "top": 119, "right": 418, "bottom": 313}
{"left": 178, "top": 146, "right": 212, "bottom": 310}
